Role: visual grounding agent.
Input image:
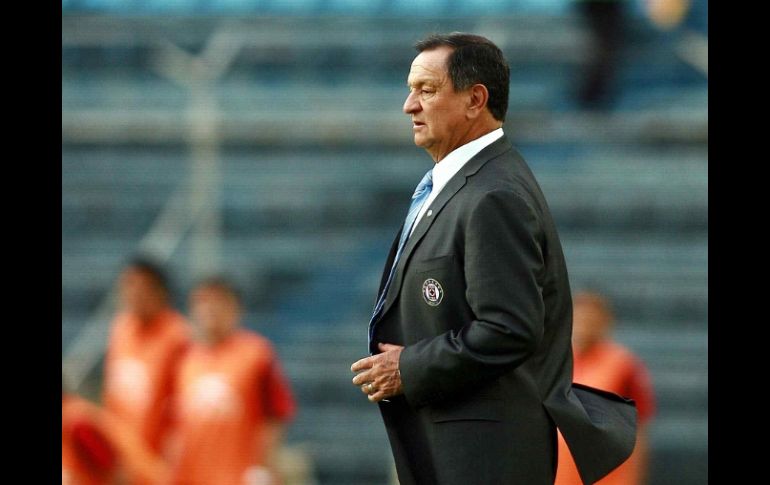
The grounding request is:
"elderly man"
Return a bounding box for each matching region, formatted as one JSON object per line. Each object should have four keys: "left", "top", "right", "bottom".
{"left": 351, "top": 33, "right": 637, "bottom": 485}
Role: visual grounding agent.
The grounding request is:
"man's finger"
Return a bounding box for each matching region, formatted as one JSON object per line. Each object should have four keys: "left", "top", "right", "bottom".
{"left": 368, "top": 390, "right": 387, "bottom": 402}
{"left": 378, "top": 342, "right": 403, "bottom": 352}
{"left": 351, "top": 356, "right": 374, "bottom": 372}
{"left": 352, "top": 370, "right": 373, "bottom": 386}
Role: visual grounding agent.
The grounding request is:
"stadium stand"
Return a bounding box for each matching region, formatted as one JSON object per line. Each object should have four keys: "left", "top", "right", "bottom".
{"left": 62, "top": 2, "right": 707, "bottom": 484}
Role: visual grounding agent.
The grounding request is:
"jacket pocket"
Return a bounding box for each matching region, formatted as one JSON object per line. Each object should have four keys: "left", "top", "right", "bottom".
{"left": 430, "top": 397, "right": 504, "bottom": 423}
{"left": 411, "top": 254, "right": 456, "bottom": 274}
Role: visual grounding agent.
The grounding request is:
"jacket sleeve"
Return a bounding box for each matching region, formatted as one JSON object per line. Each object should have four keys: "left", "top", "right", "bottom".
{"left": 399, "top": 189, "right": 546, "bottom": 407}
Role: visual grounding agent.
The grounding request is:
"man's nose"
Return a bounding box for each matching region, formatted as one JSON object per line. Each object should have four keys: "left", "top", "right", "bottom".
{"left": 403, "top": 91, "right": 420, "bottom": 114}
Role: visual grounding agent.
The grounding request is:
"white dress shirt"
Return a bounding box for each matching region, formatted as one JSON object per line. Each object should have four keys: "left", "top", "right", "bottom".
{"left": 409, "top": 128, "right": 504, "bottom": 237}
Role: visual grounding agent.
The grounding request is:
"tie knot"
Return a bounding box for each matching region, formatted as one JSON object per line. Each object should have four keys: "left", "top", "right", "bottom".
{"left": 412, "top": 169, "right": 433, "bottom": 199}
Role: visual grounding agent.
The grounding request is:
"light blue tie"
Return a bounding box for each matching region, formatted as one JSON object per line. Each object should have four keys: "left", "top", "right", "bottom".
{"left": 368, "top": 169, "right": 434, "bottom": 349}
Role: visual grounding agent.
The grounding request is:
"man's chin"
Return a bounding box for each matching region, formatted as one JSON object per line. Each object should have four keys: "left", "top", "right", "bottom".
{"left": 413, "top": 135, "right": 430, "bottom": 148}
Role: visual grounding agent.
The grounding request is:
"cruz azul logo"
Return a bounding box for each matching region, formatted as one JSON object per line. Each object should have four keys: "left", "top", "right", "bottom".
{"left": 422, "top": 278, "right": 444, "bottom": 306}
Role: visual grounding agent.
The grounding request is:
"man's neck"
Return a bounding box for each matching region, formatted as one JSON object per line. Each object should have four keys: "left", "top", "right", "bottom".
{"left": 135, "top": 307, "right": 166, "bottom": 326}
{"left": 431, "top": 122, "right": 503, "bottom": 163}
{"left": 203, "top": 328, "right": 237, "bottom": 347}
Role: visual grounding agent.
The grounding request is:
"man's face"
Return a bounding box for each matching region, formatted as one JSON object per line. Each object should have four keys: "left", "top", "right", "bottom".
{"left": 189, "top": 286, "right": 239, "bottom": 344}
{"left": 403, "top": 46, "right": 472, "bottom": 161}
{"left": 118, "top": 268, "right": 166, "bottom": 321}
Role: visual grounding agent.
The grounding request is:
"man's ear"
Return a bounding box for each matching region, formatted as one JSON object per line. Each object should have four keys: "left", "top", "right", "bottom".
{"left": 466, "top": 84, "right": 489, "bottom": 119}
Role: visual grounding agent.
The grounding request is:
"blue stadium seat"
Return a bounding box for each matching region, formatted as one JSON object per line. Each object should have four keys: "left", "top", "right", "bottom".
{"left": 324, "top": 0, "right": 380, "bottom": 14}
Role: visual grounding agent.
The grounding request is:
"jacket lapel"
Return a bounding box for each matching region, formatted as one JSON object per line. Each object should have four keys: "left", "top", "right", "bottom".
{"left": 377, "top": 228, "right": 402, "bottom": 297}
{"left": 376, "top": 135, "right": 513, "bottom": 322}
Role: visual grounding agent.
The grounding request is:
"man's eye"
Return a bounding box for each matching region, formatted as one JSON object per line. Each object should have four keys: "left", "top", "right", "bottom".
{"left": 421, "top": 90, "right": 434, "bottom": 95}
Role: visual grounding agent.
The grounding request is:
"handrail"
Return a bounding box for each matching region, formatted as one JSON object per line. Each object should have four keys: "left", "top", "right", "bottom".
{"left": 675, "top": 29, "right": 708, "bottom": 78}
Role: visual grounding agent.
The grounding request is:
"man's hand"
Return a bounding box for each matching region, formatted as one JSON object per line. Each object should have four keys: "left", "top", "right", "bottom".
{"left": 351, "top": 343, "right": 405, "bottom": 402}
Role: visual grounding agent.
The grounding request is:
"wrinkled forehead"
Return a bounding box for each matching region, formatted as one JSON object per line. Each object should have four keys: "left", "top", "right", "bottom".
{"left": 407, "top": 46, "right": 453, "bottom": 86}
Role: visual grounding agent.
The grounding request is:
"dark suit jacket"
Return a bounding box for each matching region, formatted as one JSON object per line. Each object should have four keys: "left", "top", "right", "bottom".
{"left": 370, "top": 135, "right": 637, "bottom": 485}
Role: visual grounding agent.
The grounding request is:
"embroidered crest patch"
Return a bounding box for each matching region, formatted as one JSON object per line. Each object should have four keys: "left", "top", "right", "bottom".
{"left": 422, "top": 278, "right": 444, "bottom": 306}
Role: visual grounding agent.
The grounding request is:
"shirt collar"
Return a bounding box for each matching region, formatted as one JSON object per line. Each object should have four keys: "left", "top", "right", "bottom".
{"left": 432, "top": 128, "right": 504, "bottom": 190}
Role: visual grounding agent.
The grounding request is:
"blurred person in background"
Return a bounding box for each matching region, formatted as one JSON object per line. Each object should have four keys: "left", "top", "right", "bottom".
{"left": 555, "top": 291, "right": 656, "bottom": 485}
{"left": 102, "top": 256, "right": 191, "bottom": 484}
{"left": 63, "top": 376, "right": 119, "bottom": 485}
{"left": 64, "top": 375, "right": 170, "bottom": 485}
{"left": 167, "top": 276, "right": 296, "bottom": 485}
{"left": 573, "top": 0, "right": 629, "bottom": 110}
{"left": 574, "top": 0, "right": 694, "bottom": 109}
{"left": 645, "top": 0, "right": 692, "bottom": 31}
